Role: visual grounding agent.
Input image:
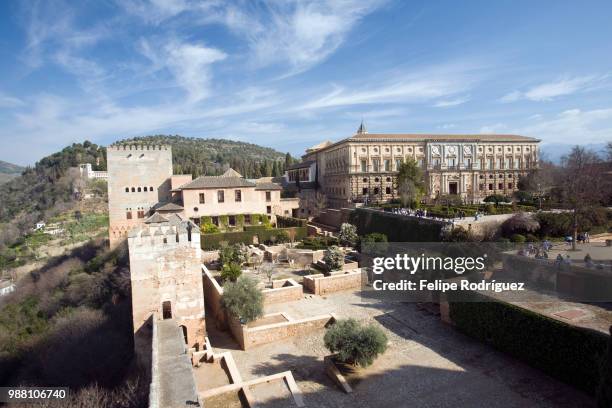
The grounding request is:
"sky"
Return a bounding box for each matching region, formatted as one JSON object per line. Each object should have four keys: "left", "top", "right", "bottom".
{"left": 0, "top": 0, "right": 611, "bottom": 165}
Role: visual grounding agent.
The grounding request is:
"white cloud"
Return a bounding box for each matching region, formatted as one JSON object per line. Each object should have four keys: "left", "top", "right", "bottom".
{"left": 433, "top": 96, "right": 470, "bottom": 107}
{"left": 0, "top": 93, "right": 25, "bottom": 108}
{"left": 139, "top": 39, "right": 227, "bottom": 103}
{"left": 479, "top": 123, "right": 507, "bottom": 134}
{"left": 499, "top": 75, "right": 608, "bottom": 102}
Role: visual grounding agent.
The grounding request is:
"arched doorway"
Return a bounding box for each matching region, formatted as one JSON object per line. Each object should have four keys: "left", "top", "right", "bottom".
{"left": 162, "top": 301, "right": 172, "bottom": 319}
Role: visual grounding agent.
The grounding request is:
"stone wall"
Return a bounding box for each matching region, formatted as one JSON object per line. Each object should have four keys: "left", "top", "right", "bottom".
{"left": 315, "top": 208, "right": 353, "bottom": 229}
{"left": 202, "top": 265, "right": 225, "bottom": 325}
{"left": 262, "top": 279, "right": 303, "bottom": 305}
{"left": 303, "top": 269, "right": 363, "bottom": 295}
{"left": 285, "top": 248, "right": 326, "bottom": 266}
{"left": 229, "top": 313, "right": 336, "bottom": 350}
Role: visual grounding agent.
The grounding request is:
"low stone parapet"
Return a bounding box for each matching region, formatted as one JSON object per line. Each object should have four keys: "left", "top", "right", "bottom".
{"left": 262, "top": 278, "right": 304, "bottom": 305}
{"left": 229, "top": 312, "right": 336, "bottom": 350}
{"left": 303, "top": 269, "right": 363, "bottom": 295}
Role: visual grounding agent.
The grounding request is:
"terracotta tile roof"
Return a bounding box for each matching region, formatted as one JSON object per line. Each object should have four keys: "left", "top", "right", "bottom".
{"left": 348, "top": 133, "right": 539, "bottom": 142}
{"left": 254, "top": 182, "right": 283, "bottom": 191}
{"left": 178, "top": 176, "right": 256, "bottom": 189}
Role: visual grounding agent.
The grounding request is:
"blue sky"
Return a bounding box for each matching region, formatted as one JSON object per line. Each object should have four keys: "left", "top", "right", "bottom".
{"left": 1, "top": 0, "right": 611, "bottom": 165}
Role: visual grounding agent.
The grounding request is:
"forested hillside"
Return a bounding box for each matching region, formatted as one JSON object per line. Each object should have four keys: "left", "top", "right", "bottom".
{"left": 119, "top": 135, "right": 294, "bottom": 178}
{"left": 0, "top": 136, "right": 295, "bottom": 245}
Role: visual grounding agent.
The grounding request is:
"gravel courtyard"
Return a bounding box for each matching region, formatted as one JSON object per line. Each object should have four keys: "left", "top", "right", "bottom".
{"left": 207, "top": 291, "right": 595, "bottom": 408}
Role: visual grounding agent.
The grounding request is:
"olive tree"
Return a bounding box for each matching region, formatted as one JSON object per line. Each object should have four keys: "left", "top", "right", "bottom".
{"left": 221, "top": 276, "right": 264, "bottom": 323}
{"left": 324, "top": 318, "right": 388, "bottom": 367}
{"left": 323, "top": 246, "right": 344, "bottom": 271}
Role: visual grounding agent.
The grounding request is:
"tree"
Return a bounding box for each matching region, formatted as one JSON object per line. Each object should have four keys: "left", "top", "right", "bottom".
{"left": 483, "top": 194, "right": 510, "bottom": 207}
{"left": 396, "top": 159, "right": 425, "bottom": 208}
{"left": 323, "top": 246, "right": 344, "bottom": 271}
{"left": 559, "top": 146, "right": 604, "bottom": 250}
{"left": 338, "top": 223, "right": 358, "bottom": 247}
{"left": 220, "top": 262, "right": 242, "bottom": 282}
{"left": 219, "top": 243, "right": 247, "bottom": 267}
{"left": 517, "top": 161, "right": 558, "bottom": 209}
{"left": 221, "top": 276, "right": 264, "bottom": 323}
{"left": 500, "top": 213, "right": 540, "bottom": 237}
{"left": 324, "top": 318, "right": 387, "bottom": 367}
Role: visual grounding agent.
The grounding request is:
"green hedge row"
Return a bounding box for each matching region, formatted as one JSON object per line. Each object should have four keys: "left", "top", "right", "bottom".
{"left": 201, "top": 227, "right": 308, "bottom": 250}
{"left": 449, "top": 292, "right": 609, "bottom": 395}
{"left": 349, "top": 208, "right": 443, "bottom": 242}
{"left": 276, "top": 215, "right": 308, "bottom": 228}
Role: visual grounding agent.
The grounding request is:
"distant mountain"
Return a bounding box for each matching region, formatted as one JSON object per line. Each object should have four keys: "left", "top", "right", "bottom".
{"left": 0, "top": 160, "right": 25, "bottom": 185}
{"left": 116, "top": 135, "right": 294, "bottom": 178}
{"left": 540, "top": 142, "right": 608, "bottom": 163}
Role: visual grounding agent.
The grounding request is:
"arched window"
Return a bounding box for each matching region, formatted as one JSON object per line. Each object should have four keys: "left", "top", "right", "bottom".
{"left": 150, "top": 186, "right": 154, "bottom": 191}
{"left": 125, "top": 187, "right": 129, "bottom": 192}
{"left": 131, "top": 187, "right": 135, "bottom": 192}
{"left": 137, "top": 187, "right": 141, "bottom": 192}
{"left": 143, "top": 187, "right": 148, "bottom": 192}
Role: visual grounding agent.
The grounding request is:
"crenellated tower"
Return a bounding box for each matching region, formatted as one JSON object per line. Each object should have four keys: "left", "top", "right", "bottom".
{"left": 107, "top": 144, "right": 173, "bottom": 247}
{"left": 127, "top": 213, "right": 205, "bottom": 358}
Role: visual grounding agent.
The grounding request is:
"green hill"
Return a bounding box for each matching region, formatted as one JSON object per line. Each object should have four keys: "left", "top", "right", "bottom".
{"left": 0, "top": 136, "right": 295, "bottom": 243}
{"left": 117, "top": 135, "right": 293, "bottom": 178}
{"left": 0, "top": 160, "right": 25, "bottom": 185}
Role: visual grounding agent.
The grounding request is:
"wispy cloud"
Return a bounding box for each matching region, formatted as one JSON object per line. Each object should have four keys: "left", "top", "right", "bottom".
{"left": 0, "top": 93, "right": 25, "bottom": 108}
{"left": 500, "top": 75, "right": 609, "bottom": 102}
{"left": 433, "top": 96, "right": 470, "bottom": 107}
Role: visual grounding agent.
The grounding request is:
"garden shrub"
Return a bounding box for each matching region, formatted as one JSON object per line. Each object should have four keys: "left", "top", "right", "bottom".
{"left": 323, "top": 246, "right": 344, "bottom": 271}
{"left": 500, "top": 213, "right": 540, "bottom": 237}
{"left": 201, "top": 227, "right": 307, "bottom": 250}
{"left": 220, "top": 262, "right": 242, "bottom": 282}
{"left": 219, "top": 243, "right": 247, "bottom": 267}
{"left": 324, "top": 318, "right": 388, "bottom": 367}
{"left": 510, "top": 233, "right": 526, "bottom": 243}
{"left": 338, "top": 223, "right": 358, "bottom": 247}
{"left": 276, "top": 215, "right": 308, "bottom": 228}
{"left": 449, "top": 293, "right": 609, "bottom": 394}
{"left": 221, "top": 276, "right": 263, "bottom": 323}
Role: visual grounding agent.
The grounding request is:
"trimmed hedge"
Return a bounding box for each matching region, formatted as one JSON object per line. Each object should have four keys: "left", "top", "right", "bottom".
{"left": 349, "top": 208, "right": 443, "bottom": 242}
{"left": 201, "top": 227, "right": 307, "bottom": 250}
{"left": 449, "top": 293, "right": 609, "bottom": 395}
{"left": 276, "top": 215, "right": 308, "bottom": 228}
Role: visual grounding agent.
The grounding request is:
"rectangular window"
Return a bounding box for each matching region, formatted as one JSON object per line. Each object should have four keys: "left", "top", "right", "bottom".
{"left": 361, "top": 159, "right": 367, "bottom": 172}
{"left": 448, "top": 158, "right": 456, "bottom": 167}
{"left": 488, "top": 183, "right": 493, "bottom": 190}
{"left": 137, "top": 210, "right": 145, "bottom": 218}
{"left": 235, "top": 190, "right": 242, "bottom": 202}
{"left": 362, "top": 187, "right": 368, "bottom": 195}
{"left": 498, "top": 158, "right": 503, "bottom": 169}
{"left": 384, "top": 159, "right": 390, "bottom": 171}
{"left": 199, "top": 193, "right": 205, "bottom": 204}
{"left": 395, "top": 159, "right": 402, "bottom": 170}
{"left": 372, "top": 158, "right": 380, "bottom": 172}
{"left": 479, "top": 184, "right": 485, "bottom": 191}
{"left": 265, "top": 191, "right": 271, "bottom": 202}
{"left": 217, "top": 190, "right": 224, "bottom": 203}
{"left": 385, "top": 187, "right": 391, "bottom": 194}
{"left": 126, "top": 211, "right": 132, "bottom": 220}
{"left": 498, "top": 183, "right": 503, "bottom": 190}
{"left": 508, "top": 183, "right": 513, "bottom": 189}
{"left": 488, "top": 159, "right": 494, "bottom": 170}
{"left": 417, "top": 159, "right": 424, "bottom": 167}
{"left": 266, "top": 205, "right": 272, "bottom": 214}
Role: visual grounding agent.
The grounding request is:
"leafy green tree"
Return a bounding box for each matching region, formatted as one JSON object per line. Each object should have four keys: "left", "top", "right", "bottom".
{"left": 324, "top": 318, "right": 388, "bottom": 367}
{"left": 220, "top": 262, "right": 242, "bottom": 282}
{"left": 221, "top": 276, "right": 264, "bottom": 323}
{"left": 323, "top": 246, "right": 344, "bottom": 271}
{"left": 338, "top": 223, "right": 358, "bottom": 247}
{"left": 219, "top": 243, "right": 247, "bottom": 267}
{"left": 396, "top": 159, "right": 425, "bottom": 208}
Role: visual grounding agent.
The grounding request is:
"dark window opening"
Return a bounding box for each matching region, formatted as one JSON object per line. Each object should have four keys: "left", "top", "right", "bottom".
{"left": 137, "top": 210, "right": 145, "bottom": 218}
{"left": 138, "top": 187, "right": 141, "bottom": 192}
{"left": 125, "top": 187, "right": 129, "bottom": 192}
{"left": 265, "top": 191, "right": 271, "bottom": 202}
{"left": 266, "top": 205, "right": 272, "bottom": 214}
{"left": 199, "top": 193, "right": 205, "bottom": 204}
{"left": 162, "top": 301, "right": 172, "bottom": 319}
{"left": 235, "top": 190, "right": 242, "bottom": 202}
{"left": 131, "top": 187, "right": 135, "bottom": 192}
{"left": 126, "top": 211, "right": 132, "bottom": 220}
{"left": 217, "top": 190, "right": 224, "bottom": 203}
{"left": 385, "top": 187, "right": 391, "bottom": 194}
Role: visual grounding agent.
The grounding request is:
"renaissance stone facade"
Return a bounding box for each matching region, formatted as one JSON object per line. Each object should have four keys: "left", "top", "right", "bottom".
{"left": 286, "top": 123, "right": 540, "bottom": 209}
{"left": 127, "top": 213, "right": 205, "bottom": 357}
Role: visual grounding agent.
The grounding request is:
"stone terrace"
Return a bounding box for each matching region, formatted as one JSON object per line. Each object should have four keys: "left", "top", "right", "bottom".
{"left": 207, "top": 290, "right": 595, "bottom": 408}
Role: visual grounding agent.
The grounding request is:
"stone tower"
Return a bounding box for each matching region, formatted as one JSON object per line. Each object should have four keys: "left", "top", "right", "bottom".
{"left": 107, "top": 144, "right": 173, "bottom": 247}
{"left": 127, "top": 213, "right": 205, "bottom": 356}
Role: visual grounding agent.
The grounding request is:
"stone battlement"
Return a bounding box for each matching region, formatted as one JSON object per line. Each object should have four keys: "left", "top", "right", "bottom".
{"left": 107, "top": 144, "right": 171, "bottom": 152}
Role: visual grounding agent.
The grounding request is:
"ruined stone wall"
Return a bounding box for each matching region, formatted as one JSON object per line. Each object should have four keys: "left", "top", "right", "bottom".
{"left": 107, "top": 145, "right": 173, "bottom": 247}
{"left": 303, "top": 270, "right": 362, "bottom": 295}
{"left": 128, "top": 229, "right": 205, "bottom": 352}
{"left": 262, "top": 279, "right": 303, "bottom": 305}
{"left": 202, "top": 265, "right": 225, "bottom": 325}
